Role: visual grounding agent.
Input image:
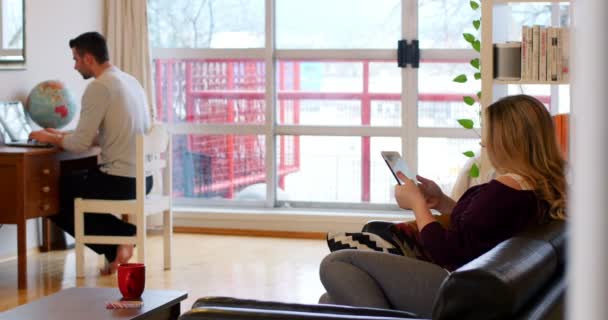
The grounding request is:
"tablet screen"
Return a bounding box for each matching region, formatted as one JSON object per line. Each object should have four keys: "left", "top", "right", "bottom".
{"left": 381, "top": 151, "right": 417, "bottom": 184}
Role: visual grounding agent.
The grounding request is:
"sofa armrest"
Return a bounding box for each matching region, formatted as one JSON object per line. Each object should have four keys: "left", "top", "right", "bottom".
{"left": 515, "top": 275, "right": 566, "bottom": 320}
{"left": 180, "top": 306, "right": 422, "bottom": 320}
{"left": 189, "top": 297, "right": 418, "bottom": 319}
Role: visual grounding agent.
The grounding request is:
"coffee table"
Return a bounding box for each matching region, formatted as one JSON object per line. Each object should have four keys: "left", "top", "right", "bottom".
{"left": 0, "top": 287, "right": 188, "bottom": 320}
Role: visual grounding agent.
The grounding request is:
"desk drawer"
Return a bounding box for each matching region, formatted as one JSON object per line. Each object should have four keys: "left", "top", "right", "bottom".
{"left": 25, "top": 179, "right": 59, "bottom": 218}
{"left": 24, "top": 155, "right": 60, "bottom": 218}
{"left": 25, "top": 154, "right": 59, "bottom": 180}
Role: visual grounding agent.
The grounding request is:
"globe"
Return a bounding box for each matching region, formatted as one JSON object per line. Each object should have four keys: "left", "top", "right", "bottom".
{"left": 25, "top": 80, "right": 77, "bottom": 129}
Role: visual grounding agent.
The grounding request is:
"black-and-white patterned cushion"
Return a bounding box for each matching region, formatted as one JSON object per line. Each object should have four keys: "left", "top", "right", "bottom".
{"left": 326, "top": 232, "right": 403, "bottom": 255}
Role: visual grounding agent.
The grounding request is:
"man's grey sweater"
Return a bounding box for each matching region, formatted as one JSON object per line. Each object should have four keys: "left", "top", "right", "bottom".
{"left": 63, "top": 66, "right": 150, "bottom": 177}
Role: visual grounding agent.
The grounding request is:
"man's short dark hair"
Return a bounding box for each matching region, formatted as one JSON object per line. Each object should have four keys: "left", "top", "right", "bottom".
{"left": 69, "top": 32, "right": 109, "bottom": 64}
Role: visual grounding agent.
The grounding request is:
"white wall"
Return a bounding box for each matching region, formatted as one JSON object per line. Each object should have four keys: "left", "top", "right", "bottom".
{"left": 0, "top": 0, "right": 103, "bottom": 258}
{"left": 569, "top": 1, "right": 608, "bottom": 319}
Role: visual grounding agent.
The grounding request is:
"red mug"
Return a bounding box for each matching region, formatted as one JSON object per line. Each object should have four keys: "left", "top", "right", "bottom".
{"left": 117, "top": 263, "right": 145, "bottom": 299}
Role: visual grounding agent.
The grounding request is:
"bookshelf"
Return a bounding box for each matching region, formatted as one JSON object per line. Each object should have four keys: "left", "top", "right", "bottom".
{"left": 492, "top": 0, "right": 569, "bottom": 3}
{"left": 494, "top": 79, "right": 569, "bottom": 85}
{"left": 480, "top": 0, "right": 570, "bottom": 109}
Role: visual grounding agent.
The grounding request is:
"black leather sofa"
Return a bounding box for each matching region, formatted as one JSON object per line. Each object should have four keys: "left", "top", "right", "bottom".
{"left": 179, "top": 221, "right": 566, "bottom": 320}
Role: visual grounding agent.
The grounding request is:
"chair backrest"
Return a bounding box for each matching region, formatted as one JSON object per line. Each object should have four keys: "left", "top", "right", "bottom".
{"left": 431, "top": 221, "right": 566, "bottom": 320}
{"left": 450, "top": 151, "right": 496, "bottom": 200}
{"left": 136, "top": 123, "right": 172, "bottom": 201}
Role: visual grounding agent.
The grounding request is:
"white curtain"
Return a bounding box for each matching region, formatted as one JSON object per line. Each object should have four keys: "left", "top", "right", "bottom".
{"left": 104, "top": 0, "right": 156, "bottom": 122}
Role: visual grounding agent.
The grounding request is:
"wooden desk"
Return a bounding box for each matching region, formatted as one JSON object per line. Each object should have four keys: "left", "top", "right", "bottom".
{"left": 0, "top": 146, "right": 98, "bottom": 289}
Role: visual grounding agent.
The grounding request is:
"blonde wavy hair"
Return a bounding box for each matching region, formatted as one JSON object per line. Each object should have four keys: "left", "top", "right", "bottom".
{"left": 484, "top": 94, "right": 567, "bottom": 220}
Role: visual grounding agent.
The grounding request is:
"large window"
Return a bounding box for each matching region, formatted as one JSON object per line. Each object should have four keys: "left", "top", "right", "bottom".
{"left": 0, "top": 0, "right": 23, "bottom": 59}
{"left": 147, "top": 0, "right": 557, "bottom": 210}
{"left": 148, "top": 0, "right": 264, "bottom": 48}
{"left": 275, "top": 0, "right": 400, "bottom": 49}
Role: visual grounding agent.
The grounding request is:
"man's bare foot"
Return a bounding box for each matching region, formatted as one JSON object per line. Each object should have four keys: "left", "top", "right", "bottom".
{"left": 100, "top": 260, "right": 118, "bottom": 276}
{"left": 116, "top": 244, "right": 134, "bottom": 264}
{"left": 99, "top": 245, "right": 134, "bottom": 275}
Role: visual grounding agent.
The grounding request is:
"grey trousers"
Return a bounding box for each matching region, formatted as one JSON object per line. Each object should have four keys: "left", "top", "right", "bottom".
{"left": 319, "top": 249, "right": 449, "bottom": 318}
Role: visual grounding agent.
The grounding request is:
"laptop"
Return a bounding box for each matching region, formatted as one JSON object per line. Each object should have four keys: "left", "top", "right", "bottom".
{"left": 0, "top": 101, "right": 53, "bottom": 148}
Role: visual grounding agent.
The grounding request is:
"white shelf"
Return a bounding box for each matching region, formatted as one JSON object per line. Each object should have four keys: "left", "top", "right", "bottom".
{"left": 481, "top": 0, "right": 571, "bottom": 108}
{"left": 494, "top": 79, "right": 569, "bottom": 85}
{"left": 493, "top": 0, "right": 569, "bottom": 3}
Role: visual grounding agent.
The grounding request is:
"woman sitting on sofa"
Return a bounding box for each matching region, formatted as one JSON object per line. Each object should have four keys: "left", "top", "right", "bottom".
{"left": 319, "top": 94, "right": 567, "bottom": 317}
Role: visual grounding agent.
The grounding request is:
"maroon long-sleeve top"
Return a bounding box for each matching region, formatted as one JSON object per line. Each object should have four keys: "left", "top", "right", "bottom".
{"left": 419, "top": 180, "right": 543, "bottom": 271}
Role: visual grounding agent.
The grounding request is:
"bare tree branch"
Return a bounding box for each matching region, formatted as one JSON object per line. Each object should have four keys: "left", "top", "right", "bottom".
{"left": 190, "top": 0, "right": 208, "bottom": 47}
{"left": 207, "top": 0, "right": 215, "bottom": 47}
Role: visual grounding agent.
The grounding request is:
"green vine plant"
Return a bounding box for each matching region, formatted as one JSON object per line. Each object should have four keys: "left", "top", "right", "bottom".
{"left": 453, "top": 0, "right": 482, "bottom": 178}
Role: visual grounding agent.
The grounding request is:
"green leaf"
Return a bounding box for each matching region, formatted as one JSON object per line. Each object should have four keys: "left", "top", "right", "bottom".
{"left": 476, "top": 91, "right": 482, "bottom": 99}
{"left": 457, "top": 119, "right": 475, "bottom": 129}
{"left": 463, "top": 151, "right": 475, "bottom": 158}
{"left": 473, "top": 20, "right": 481, "bottom": 30}
{"left": 463, "top": 33, "right": 475, "bottom": 44}
{"left": 471, "top": 58, "right": 479, "bottom": 70}
{"left": 463, "top": 96, "right": 475, "bottom": 106}
{"left": 470, "top": 1, "right": 479, "bottom": 10}
{"left": 470, "top": 58, "right": 480, "bottom": 69}
{"left": 474, "top": 72, "right": 481, "bottom": 80}
{"left": 469, "top": 163, "right": 480, "bottom": 178}
{"left": 453, "top": 74, "right": 468, "bottom": 83}
{"left": 472, "top": 40, "right": 481, "bottom": 52}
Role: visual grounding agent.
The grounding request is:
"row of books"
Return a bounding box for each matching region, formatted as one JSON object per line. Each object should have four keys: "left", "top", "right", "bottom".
{"left": 522, "top": 25, "right": 569, "bottom": 82}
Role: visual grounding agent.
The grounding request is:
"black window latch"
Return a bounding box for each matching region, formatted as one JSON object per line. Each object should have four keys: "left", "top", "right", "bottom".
{"left": 398, "top": 40, "right": 420, "bottom": 69}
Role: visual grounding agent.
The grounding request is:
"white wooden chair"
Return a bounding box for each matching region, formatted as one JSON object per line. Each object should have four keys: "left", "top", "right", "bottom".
{"left": 74, "top": 124, "right": 172, "bottom": 277}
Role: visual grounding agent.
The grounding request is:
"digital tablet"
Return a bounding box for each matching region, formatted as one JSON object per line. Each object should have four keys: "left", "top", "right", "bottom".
{"left": 381, "top": 151, "right": 417, "bottom": 185}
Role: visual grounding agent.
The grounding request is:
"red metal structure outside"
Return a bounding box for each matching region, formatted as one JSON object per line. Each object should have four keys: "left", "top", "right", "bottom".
{"left": 154, "top": 59, "right": 300, "bottom": 198}
{"left": 154, "top": 59, "right": 551, "bottom": 201}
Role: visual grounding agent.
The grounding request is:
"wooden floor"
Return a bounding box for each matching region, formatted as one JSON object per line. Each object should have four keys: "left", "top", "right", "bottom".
{"left": 0, "top": 233, "right": 328, "bottom": 312}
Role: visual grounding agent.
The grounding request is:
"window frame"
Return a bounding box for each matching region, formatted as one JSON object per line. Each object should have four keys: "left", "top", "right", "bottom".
{"left": 150, "top": 0, "right": 481, "bottom": 211}
{"left": 0, "top": 0, "right": 23, "bottom": 58}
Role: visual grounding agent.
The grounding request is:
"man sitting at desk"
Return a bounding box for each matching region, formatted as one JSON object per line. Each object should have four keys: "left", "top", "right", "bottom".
{"left": 29, "top": 31, "right": 151, "bottom": 274}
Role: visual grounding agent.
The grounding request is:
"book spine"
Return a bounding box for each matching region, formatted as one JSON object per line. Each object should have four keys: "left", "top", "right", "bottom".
{"left": 556, "top": 28, "right": 563, "bottom": 81}
{"left": 550, "top": 27, "right": 558, "bottom": 81}
{"left": 532, "top": 25, "right": 540, "bottom": 81}
{"left": 521, "top": 26, "right": 528, "bottom": 80}
{"left": 561, "top": 28, "right": 569, "bottom": 82}
{"left": 547, "top": 27, "right": 553, "bottom": 82}
{"left": 527, "top": 27, "right": 534, "bottom": 80}
{"left": 540, "top": 26, "right": 547, "bottom": 82}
